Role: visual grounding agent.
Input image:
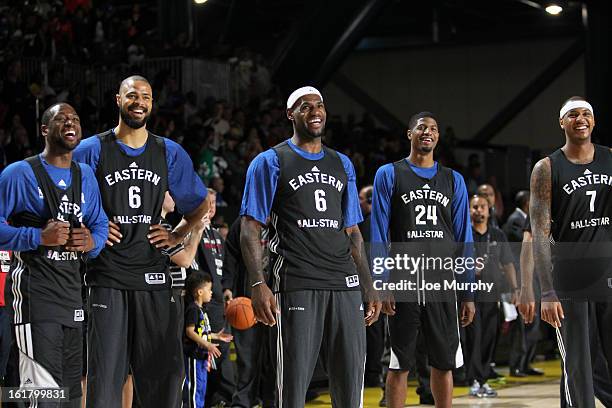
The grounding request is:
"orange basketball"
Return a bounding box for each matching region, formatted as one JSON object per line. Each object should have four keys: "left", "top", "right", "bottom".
{"left": 226, "top": 297, "right": 256, "bottom": 330}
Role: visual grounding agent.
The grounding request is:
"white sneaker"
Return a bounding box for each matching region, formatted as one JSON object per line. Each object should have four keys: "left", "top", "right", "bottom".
{"left": 478, "top": 383, "right": 498, "bottom": 398}
{"left": 469, "top": 380, "right": 481, "bottom": 397}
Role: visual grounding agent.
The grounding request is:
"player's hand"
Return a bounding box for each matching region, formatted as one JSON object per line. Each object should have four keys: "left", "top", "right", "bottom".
{"left": 381, "top": 291, "right": 396, "bottom": 316}
{"left": 106, "top": 221, "right": 122, "bottom": 246}
{"left": 223, "top": 289, "right": 233, "bottom": 305}
{"left": 148, "top": 223, "right": 171, "bottom": 248}
{"left": 460, "top": 301, "right": 475, "bottom": 327}
{"left": 364, "top": 300, "right": 382, "bottom": 326}
{"left": 205, "top": 342, "right": 222, "bottom": 359}
{"left": 214, "top": 328, "right": 233, "bottom": 343}
{"left": 517, "top": 286, "right": 536, "bottom": 324}
{"left": 41, "top": 220, "right": 70, "bottom": 246}
{"left": 251, "top": 283, "right": 278, "bottom": 326}
{"left": 65, "top": 223, "right": 95, "bottom": 252}
{"left": 541, "top": 301, "right": 564, "bottom": 328}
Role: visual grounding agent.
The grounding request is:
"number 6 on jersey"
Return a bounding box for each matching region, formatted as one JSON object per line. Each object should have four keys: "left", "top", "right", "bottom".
{"left": 314, "top": 189, "right": 327, "bottom": 212}
{"left": 129, "top": 186, "right": 142, "bottom": 209}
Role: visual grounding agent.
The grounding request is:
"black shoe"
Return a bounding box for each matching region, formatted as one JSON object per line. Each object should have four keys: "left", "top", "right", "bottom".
{"left": 509, "top": 369, "right": 528, "bottom": 377}
{"left": 419, "top": 393, "right": 435, "bottom": 405}
{"left": 524, "top": 367, "right": 545, "bottom": 376}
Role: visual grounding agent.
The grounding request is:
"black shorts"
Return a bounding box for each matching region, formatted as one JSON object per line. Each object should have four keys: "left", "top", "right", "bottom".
{"left": 388, "top": 301, "right": 462, "bottom": 371}
{"left": 14, "top": 322, "right": 83, "bottom": 401}
{"left": 86, "top": 287, "right": 183, "bottom": 408}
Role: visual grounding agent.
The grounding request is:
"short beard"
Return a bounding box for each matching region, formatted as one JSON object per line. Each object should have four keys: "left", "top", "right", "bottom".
{"left": 299, "top": 123, "right": 325, "bottom": 140}
{"left": 120, "top": 108, "right": 149, "bottom": 129}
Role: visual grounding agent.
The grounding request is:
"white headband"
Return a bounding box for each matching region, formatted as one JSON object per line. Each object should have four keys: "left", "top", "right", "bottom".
{"left": 286, "top": 86, "right": 323, "bottom": 110}
{"left": 559, "top": 100, "right": 594, "bottom": 119}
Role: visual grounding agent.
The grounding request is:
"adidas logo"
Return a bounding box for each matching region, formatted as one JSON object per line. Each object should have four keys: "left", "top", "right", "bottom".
{"left": 129, "top": 162, "right": 138, "bottom": 168}
{"left": 311, "top": 166, "right": 320, "bottom": 172}
{"left": 61, "top": 195, "right": 69, "bottom": 202}
{"left": 423, "top": 184, "right": 431, "bottom": 189}
{"left": 24, "top": 378, "right": 33, "bottom": 385}
{"left": 584, "top": 169, "right": 592, "bottom": 175}
{"left": 58, "top": 179, "right": 67, "bottom": 187}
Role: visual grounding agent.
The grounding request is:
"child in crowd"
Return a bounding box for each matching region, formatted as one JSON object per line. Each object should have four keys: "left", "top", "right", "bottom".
{"left": 184, "top": 272, "right": 233, "bottom": 408}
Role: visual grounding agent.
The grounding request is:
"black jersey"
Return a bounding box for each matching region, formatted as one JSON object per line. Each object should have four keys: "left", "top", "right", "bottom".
{"left": 388, "top": 160, "right": 456, "bottom": 301}
{"left": 9, "top": 156, "right": 84, "bottom": 327}
{"left": 389, "top": 160, "right": 455, "bottom": 243}
{"left": 87, "top": 131, "right": 169, "bottom": 290}
{"left": 549, "top": 144, "right": 612, "bottom": 298}
{"left": 268, "top": 141, "right": 356, "bottom": 292}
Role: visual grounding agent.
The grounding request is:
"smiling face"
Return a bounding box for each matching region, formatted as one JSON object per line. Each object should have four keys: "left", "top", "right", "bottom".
{"left": 117, "top": 79, "right": 153, "bottom": 129}
{"left": 41, "top": 104, "right": 82, "bottom": 152}
{"left": 287, "top": 94, "right": 326, "bottom": 139}
{"left": 407, "top": 116, "right": 438, "bottom": 154}
{"left": 560, "top": 107, "right": 595, "bottom": 143}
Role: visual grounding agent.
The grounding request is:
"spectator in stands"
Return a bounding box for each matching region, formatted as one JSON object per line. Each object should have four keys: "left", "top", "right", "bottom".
{"left": 211, "top": 176, "right": 228, "bottom": 208}
{"left": 477, "top": 183, "right": 501, "bottom": 228}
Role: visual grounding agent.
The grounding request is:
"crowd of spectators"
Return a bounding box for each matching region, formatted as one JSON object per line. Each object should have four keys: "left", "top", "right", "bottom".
{"left": 0, "top": 1, "right": 498, "bottom": 223}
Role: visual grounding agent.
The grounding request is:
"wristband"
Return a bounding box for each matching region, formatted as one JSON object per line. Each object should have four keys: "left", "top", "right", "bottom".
{"left": 251, "top": 280, "right": 264, "bottom": 288}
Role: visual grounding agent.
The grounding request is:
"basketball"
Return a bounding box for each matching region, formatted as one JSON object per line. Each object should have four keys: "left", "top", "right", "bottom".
{"left": 226, "top": 297, "right": 256, "bottom": 330}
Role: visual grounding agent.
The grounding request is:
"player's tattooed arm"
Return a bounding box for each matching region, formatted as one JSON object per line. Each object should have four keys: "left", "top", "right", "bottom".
{"left": 346, "top": 225, "right": 381, "bottom": 326}
{"left": 530, "top": 158, "right": 554, "bottom": 298}
{"left": 240, "top": 216, "right": 278, "bottom": 326}
{"left": 530, "top": 158, "right": 564, "bottom": 327}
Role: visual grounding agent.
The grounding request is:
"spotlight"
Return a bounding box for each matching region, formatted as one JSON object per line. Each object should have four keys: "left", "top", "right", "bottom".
{"left": 545, "top": 3, "right": 563, "bottom": 15}
{"left": 194, "top": 0, "right": 208, "bottom": 4}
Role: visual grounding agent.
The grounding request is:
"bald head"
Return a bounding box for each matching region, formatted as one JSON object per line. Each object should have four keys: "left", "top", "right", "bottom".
{"left": 41, "top": 103, "right": 75, "bottom": 126}
{"left": 119, "top": 75, "right": 151, "bottom": 93}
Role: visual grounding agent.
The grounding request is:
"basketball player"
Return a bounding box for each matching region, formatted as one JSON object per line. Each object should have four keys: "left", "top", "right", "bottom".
{"left": 72, "top": 76, "right": 209, "bottom": 408}
{"left": 371, "top": 112, "right": 475, "bottom": 408}
{"left": 529, "top": 96, "right": 612, "bottom": 407}
{"left": 0, "top": 103, "right": 108, "bottom": 406}
{"left": 240, "top": 86, "right": 381, "bottom": 407}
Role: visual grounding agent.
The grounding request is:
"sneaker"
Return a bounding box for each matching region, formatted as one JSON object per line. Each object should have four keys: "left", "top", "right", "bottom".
{"left": 478, "top": 383, "right": 498, "bottom": 398}
{"left": 469, "top": 380, "right": 481, "bottom": 397}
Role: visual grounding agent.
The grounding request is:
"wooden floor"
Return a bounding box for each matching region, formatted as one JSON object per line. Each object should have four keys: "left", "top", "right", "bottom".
{"left": 305, "top": 360, "right": 606, "bottom": 407}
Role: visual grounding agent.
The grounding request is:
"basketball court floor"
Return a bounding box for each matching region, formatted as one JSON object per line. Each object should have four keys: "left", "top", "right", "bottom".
{"left": 305, "top": 359, "right": 606, "bottom": 407}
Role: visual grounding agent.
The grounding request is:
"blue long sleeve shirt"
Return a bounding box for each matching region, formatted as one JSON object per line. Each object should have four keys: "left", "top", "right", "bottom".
{"left": 73, "top": 134, "right": 207, "bottom": 214}
{"left": 240, "top": 139, "right": 363, "bottom": 227}
{"left": 371, "top": 160, "right": 475, "bottom": 299}
{"left": 0, "top": 156, "right": 109, "bottom": 257}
